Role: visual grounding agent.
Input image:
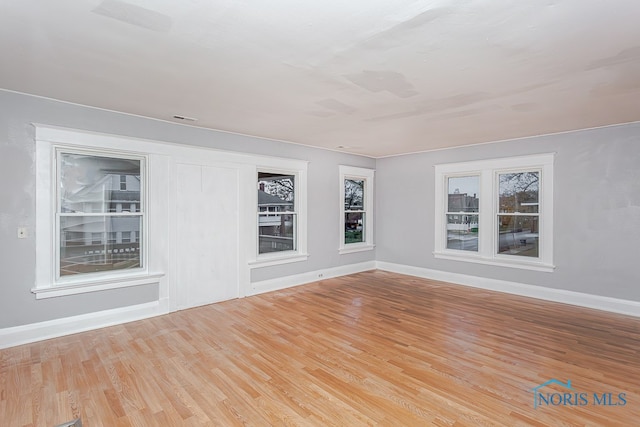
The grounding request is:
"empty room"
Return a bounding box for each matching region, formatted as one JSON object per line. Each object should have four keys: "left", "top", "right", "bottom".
{"left": 1, "top": 1, "right": 640, "bottom": 426}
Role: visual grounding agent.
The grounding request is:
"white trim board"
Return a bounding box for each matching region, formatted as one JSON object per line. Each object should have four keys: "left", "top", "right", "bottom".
{"left": 0, "top": 299, "right": 169, "bottom": 350}
{"left": 5, "top": 260, "right": 638, "bottom": 349}
{"left": 376, "top": 261, "right": 640, "bottom": 318}
{"left": 251, "top": 261, "right": 376, "bottom": 295}
{"left": 1, "top": 263, "right": 375, "bottom": 349}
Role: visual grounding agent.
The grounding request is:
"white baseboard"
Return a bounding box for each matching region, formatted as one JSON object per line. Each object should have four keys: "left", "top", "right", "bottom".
{"left": 376, "top": 261, "right": 640, "bottom": 318}
{"left": 6, "top": 260, "right": 637, "bottom": 350}
{"left": 251, "top": 261, "right": 377, "bottom": 295}
{"left": 0, "top": 298, "right": 169, "bottom": 350}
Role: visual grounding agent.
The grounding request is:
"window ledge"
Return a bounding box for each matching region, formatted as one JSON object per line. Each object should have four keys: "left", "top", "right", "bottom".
{"left": 339, "top": 244, "right": 375, "bottom": 255}
{"left": 433, "top": 252, "right": 555, "bottom": 272}
{"left": 248, "top": 253, "right": 309, "bottom": 269}
{"left": 31, "top": 273, "right": 164, "bottom": 299}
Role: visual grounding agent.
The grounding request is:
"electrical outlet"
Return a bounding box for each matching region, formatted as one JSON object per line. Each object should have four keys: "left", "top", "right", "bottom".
{"left": 17, "top": 227, "right": 28, "bottom": 239}
{"left": 318, "top": 273, "right": 324, "bottom": 278}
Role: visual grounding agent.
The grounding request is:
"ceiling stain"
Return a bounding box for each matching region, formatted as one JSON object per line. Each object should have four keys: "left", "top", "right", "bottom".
{"left": 511, "top": 103, "right": 537, "bottom": 112}
{"left": 590, "top": 67, "right": 640, "bottom": 98}
{"left": 308, "top": 111, "right": 336, "bottom": 118}
{"left": 93, "top": 0, "right": 172, "bottom": 33}
{"left": 368, "top": 104, "right": 503, "bottom": 124}
{"left": 359, "top": 7, "right": 453, "bottom": 51}
{"left": 366, "top": 91, "right": 491, "bottom": 122}
{"left": 316, "top": 98, "right": 356, "bottom": 114}
{"left": 586, "top": 46, "right": 640, "bottom": 70}
{"left": 344, "top": 70, "right": 419, "bottom": 98}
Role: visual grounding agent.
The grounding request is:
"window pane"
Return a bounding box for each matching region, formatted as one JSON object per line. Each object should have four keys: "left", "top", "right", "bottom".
{"left": 345, "top": 212, "right": 365, "bottom": 244}
{"left": 498, "top": 172, "right": 539, "bottom": 213}
{"left": 345, "top": 179, "right": 364, "bottom": 210}
{"left": 60, "top": 153, "right": 141, "bottom": 214}
{"left": 446, "top": 214, "right": 478, "bottom": 251}
{"left": 60, "top": 215, "right": 142, "bottom": 276}
{"left": 448, "top": 176, "right": 479, "bottom": 213}
{"left": 258, "top": 172, "right": 295, "bottom": 212}
{"left": 258, "top": 213, "right": 296, "bottom": 253}
{"left": 497, "top": 215, "right": 539, "bottom": 257}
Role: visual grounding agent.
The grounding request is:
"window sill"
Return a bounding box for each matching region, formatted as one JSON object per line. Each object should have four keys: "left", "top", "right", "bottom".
{"left": 339, "top": 244, "right": 375, "bottom": 255}
{"left": 433, "top": 252, "right": 555, "bottom": 272}
{"left": 31, "top": 273, "right": 164, "bottom": 299}
{"left": 248, "top": 253, "right": 309, "bottom": 269}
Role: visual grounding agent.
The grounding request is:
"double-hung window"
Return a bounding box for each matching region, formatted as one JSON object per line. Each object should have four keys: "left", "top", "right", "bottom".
{"left": 434, "top": 154, "right": 554, "bottom": 271}
{"left": 257, "top": 171, "right": 297, "bottom": 254}
{"left": 445, "top": 175, "right": 480, "bottom": 252}
{"left": 339, "top": 166, "right": 375, "bottom": 254}
{"left": 251, "top": 163, "right": 308, "bottom": 268}
{"left": 57, "top": 150, "right": 145, "bottom": 278}
{"left": 34, "top": 125, "right": 162, "bottom": 299}
{"left": 497, "top": 171, "right": 540, "bottom": 258}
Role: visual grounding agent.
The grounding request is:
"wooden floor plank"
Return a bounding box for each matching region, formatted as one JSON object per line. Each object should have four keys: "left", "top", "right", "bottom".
{"left": 2, "top": 270, "right": 640, "bottom": 426}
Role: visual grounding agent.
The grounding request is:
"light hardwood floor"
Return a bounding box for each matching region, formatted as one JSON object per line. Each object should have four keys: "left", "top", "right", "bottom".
{"left": 2, "top": 270, "right": 639, "bottom": 426}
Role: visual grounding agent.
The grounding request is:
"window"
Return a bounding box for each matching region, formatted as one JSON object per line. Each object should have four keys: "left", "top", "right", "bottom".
{"left": 446, "top": 175, "right": 479, "bottom": 252}
{"left": 339, "top": 166, "right": 375, "bottom": 254}
{"left": 257, "top": 172, "right": 297, "bottom": 254}
{"left": 497, "top": 171, "right": 540, "bottom": 258}
{"left": 91, "top": 232, "right": 103, "bottom": 245}
{"left": 434, "top": 154, "right": 554, "bottom": 271}
{"left": 34, "top": 125, "right": 158, "bottom": 299}
{"left": 251, "top": 162, "right": 308, "bottom": 268}
{"left": 58, "top": 151, "right": 144, "bottom": 277}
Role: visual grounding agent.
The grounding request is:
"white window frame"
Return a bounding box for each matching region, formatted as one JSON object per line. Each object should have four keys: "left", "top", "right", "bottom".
{"left": 34, "top": 125, "right": 163, "bottom": 299}
{"left": 434, "top": 153, "right": 554, "bottom": 272}
{"left": 339, "top": 166, "right": 375, "bottom": 254}
{"left": 250, "top": 162, "right": 308, "bottom": 268}
{"left": 55, "top": 147, "right": 146, "bottom": 278}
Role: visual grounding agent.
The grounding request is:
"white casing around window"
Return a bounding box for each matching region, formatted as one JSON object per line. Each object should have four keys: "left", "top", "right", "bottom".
{"left": 249, "top": 162, "right": 309, "bottom": 268}
{"left": 434, "top": 153, "right": 555, "bottom": 272}
{"left": 34, "top": 126, "right": 167, "bottom": 298}
{"left": 33, "top": 124, "right": 311, "bottom": 306}
{"left": 339, "top": 165, "right": 375, "bottom": 254}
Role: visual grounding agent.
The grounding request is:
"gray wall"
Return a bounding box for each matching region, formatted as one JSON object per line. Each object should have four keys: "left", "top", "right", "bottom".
{"left": 0, "top": 90, "right": 375, "bottom": 328}
{"left": 376, "top": 122, "right": 640, "bottom": 301}
{"left": 3, "top": 87, "right": 639, "bottom": 330}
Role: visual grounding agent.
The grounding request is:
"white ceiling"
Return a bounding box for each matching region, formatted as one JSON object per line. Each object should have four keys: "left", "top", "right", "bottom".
{"left": 1, "top": 0, "right": 639, "bottom": 157}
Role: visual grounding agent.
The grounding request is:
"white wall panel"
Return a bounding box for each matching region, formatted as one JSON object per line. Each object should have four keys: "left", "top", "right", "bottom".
{"left": 175, "top": 163, "right": 239, "bottom": 309}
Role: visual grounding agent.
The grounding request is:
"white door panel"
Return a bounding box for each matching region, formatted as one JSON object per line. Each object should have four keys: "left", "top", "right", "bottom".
{"left": 176, "top": 163, "right": 239, "bottom": 309}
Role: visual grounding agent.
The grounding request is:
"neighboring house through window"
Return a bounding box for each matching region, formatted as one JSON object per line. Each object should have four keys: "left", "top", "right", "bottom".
{"left": 339, "top": 166, "right": 375, "bottom": 254}
{"left": 34, "top": 125, "right": 162, "bottom": 299}
{"left": 251, "top": 162, "right": 308, "bottom": 268}
{"left": 258, "top": 172, "right": 296, "bottom": 254}
{"left": 58, "top": 151, "right": 144, "bottom": 277}
{"left": 434, "top": 153, "right": 554, "bottom": 271}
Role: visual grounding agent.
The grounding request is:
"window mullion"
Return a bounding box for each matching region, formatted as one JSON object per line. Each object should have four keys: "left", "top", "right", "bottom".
{"left": 477, "top": 169, "right": 493, "bottom": 258}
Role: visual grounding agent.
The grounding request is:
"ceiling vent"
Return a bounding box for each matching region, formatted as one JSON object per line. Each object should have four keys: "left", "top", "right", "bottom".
{"left": 172, "top": 115, "right": 198, "bottom": 122}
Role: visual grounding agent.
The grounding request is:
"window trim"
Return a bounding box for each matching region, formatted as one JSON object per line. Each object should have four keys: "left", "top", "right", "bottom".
{"left": 434, "top": 154, "right": 554, "bottom": 272}
{"left": 339, "top": 166, "right": 375, "bottom": 254}
{"left": 55, "top": 147, "right": 147, "bottom": 281}
{"left": 33, "top": 126, "right": 161, "bottom": 299}
{"left": 250, "top": 164, "right": 309, "bottom": 268}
